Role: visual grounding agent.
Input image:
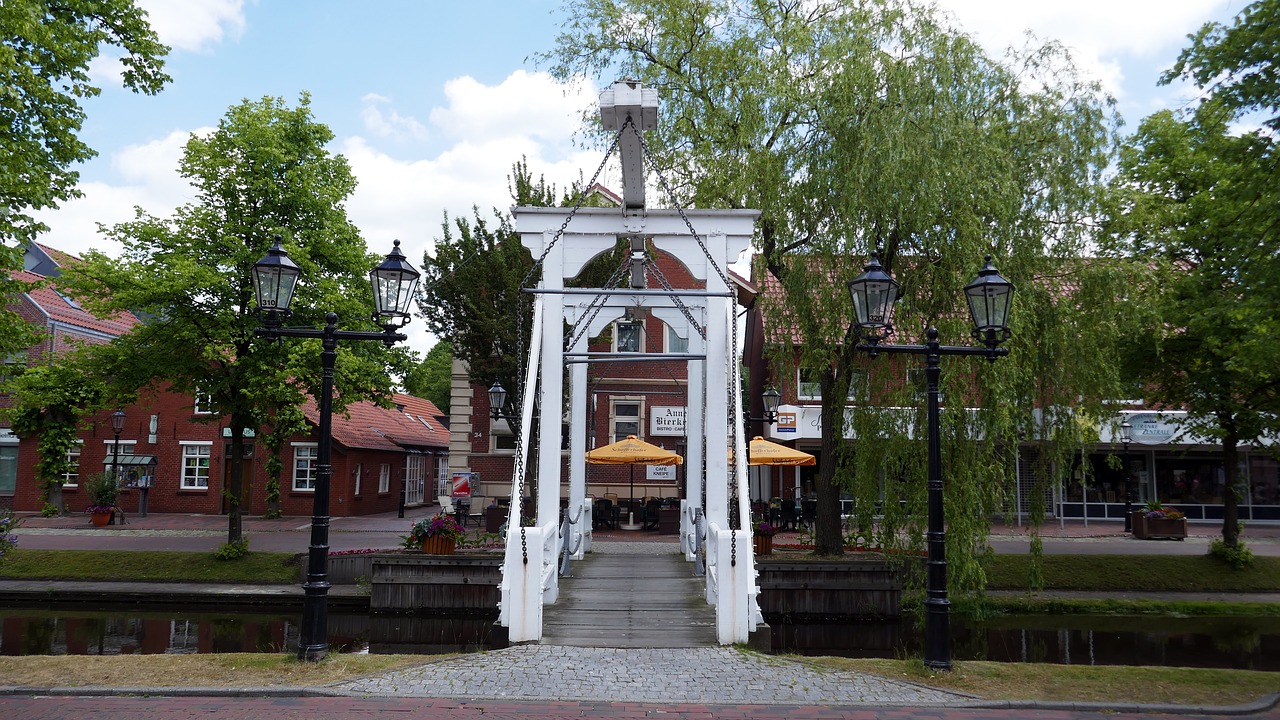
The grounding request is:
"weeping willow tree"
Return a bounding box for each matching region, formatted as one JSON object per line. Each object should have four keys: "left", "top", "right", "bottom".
{"left": 546, "top": 0, "right": 1148, "bottom": 597}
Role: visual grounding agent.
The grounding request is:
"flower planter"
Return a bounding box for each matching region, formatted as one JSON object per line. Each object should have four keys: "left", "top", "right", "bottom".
{"left": 753, "top": 535, "right": 773, "bottom": 556}
{"left": 89, "top": 511, "right": 111, "bottom": 528}
{"left": 1132, "top": 511, "right": 1187, "bottom": 540}
{"left": 421, "top": 536, "right": 457, "bottom": 555}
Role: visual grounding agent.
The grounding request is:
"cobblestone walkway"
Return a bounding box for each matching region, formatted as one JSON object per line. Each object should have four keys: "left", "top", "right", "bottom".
{"left": 335, "top": 645, "right": 970, "bottom": 705}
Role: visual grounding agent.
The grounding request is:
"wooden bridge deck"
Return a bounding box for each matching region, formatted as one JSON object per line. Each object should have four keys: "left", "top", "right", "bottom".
{"left": 541, "top": 545, "right": 717, "bottom": 648}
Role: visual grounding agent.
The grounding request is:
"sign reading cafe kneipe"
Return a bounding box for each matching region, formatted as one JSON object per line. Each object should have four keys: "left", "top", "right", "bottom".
{"left": 650, "top": 406, "right": 686, "bottom": 436}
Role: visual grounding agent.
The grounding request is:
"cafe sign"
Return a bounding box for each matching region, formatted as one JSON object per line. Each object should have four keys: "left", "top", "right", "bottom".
{"left": 650, "top": 406, "right": 686, "bottom": 436}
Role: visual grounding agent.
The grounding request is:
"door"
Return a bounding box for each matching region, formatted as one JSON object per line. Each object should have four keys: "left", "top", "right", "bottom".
{"left": 404, "top": 454, "right": 425, "bottom": 506}
{"left": 0, "top": 445, "right": 17, "bottom": 497}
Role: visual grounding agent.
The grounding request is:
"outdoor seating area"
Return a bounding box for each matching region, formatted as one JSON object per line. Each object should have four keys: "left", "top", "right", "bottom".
{"left": 590, "top": 494, "right": 680, "bottom": 533}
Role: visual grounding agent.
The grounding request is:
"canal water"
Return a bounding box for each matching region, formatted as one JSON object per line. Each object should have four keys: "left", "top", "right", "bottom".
{"left": 1, "top": 607, "right": 1275, "bottom": 670}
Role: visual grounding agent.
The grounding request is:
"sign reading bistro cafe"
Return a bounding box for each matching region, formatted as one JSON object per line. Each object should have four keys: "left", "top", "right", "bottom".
{"left": 650, "top": 406, "right": 686, "bottom": 436}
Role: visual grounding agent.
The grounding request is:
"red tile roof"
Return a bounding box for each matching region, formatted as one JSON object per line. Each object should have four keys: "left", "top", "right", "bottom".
{"left": 303, "top": 393, "right": 449, "bottom": 452}
{"left": 13, "top": 269, "right": 140, "bottom": 338}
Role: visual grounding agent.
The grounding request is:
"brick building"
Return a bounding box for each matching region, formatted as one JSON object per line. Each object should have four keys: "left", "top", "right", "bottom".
{"left": 1, "top": 243, "right": 447, "bottom": 517}
{"left": 448, "top": 241, "right": 755, "bottom": 508}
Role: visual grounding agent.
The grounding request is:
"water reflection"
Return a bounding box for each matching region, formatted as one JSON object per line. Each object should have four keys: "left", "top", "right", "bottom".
{"left": 769, "top": 614, "right": 1280, "bottom": 671}
{"left": 2, "top": 607, "right": 1276, "bottom": 669}
{"left": 0, "top": 609, "right": 504, "bottom": 656}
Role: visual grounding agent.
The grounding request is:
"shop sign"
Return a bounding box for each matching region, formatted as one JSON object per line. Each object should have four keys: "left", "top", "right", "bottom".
{"left": 1129, "top": 413, "right": 1177, "bottom": 444}
{"left": 650, "top": 406, "right": 686, "bottom": 436}
{"left": 775, "top": 411, "right": 797, "bottom": 433}
{"left": 647, "top": 464, "right": 677, "bottom": 481}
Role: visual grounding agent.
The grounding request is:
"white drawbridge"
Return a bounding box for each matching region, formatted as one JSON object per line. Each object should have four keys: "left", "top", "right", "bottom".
{"left": 496, "top": 81, "right": 764, "bottom": 645}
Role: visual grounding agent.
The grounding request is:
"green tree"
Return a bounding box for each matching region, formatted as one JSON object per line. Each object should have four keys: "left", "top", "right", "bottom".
{"left": 61, "top": 95, "right": 409, "bottom": 544}
{"left": 1107, "top": 103, "right": 1278, "bottom": 549}
{"left": 546, "top": 0, "right": 1129, "bottom": 586}
{"left": 416, "top": 160, "right": 624, "bottom": 393}
{"left": 1, "top": 357, "right": 111, "bottom": 513}
{"left": 0, "top": 0, "right": 169, "bottom": 358}
{"left": 1164, "top": 0, "right": 1280, "bottom": 132}
{"left": 404, "top": 341, "right": 454, "bottom": 414}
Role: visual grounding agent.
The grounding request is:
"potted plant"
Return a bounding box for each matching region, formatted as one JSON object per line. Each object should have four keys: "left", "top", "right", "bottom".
{"left": 752, "top": 519, "right": 776, "bottom": 556}
{"left": 403, "top": 513, "right": 466, "bottom": 554}
{"left": 83, "top": 472, "right": 119, "bottom": 527}
{"left": 1134, "top": 500, "right": 1187, "bottom": 540}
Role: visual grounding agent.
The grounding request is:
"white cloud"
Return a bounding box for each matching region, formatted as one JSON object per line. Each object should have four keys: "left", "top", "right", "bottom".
{"left": 430, "top": 70, "right": 597, "bottom": 145}
{"left": 138, "top": 0, "right": 246, "bottom": 53}
{"left": 932, "top": 0, "right": 1235, "bottom": 99}
{"left": 359, "top": 94, "right": 428, "bottom": 141}
{"left": 34, "top": 130, "right": 202, "bottom": 258}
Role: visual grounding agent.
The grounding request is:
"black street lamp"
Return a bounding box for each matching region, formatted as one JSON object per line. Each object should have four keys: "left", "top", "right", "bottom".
{"left": 849, "top": 252, "right": 1015, "bottom": 672}
{"left": 110, "top": 409, "right": 126, "bottom": 497}
{"left": 252, "top": 235, "right": 419, "bottom": 662}
{"left": 487, "top": 381, "right": 516, "bottom": 421}
{"left": 744, "top": 386, "right": 782, "bottom": 428}
{"left": 1120, "top": 419, "right": 1133, "bottom": 532}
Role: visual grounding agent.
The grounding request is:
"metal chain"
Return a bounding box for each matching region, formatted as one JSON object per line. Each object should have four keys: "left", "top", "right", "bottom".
{"left": 565, "top": 253, "right": 632, "bottom": 349}
{"left": 518, "top": 127, "right": 625, "bottom": 290}
{"left": 633, "top": 125, "right": 735, "bottom": 290}
{"left": 644, "top": 255, "right": 706, "bottom": 339}
{"left": 508, "top": 124, "right": 624, "bottom": 566}
{"left": 627, "top": 119, "right": 745, "bottom": 565}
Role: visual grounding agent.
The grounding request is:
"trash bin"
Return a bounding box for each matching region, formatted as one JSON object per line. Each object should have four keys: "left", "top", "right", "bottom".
{"left": 485, "top": 506, "right": 506, "bottom": 534}
{"left": 657, "top": 507, "right": 680, "bottom": 535}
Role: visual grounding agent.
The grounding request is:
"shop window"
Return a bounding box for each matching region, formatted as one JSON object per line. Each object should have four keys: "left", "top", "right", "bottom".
{"left": 1154, "top": 452, "right": 1225, "bottom": 505}
{"left": 180, "top": 442, "right": 211, "bottom": 489}
{"left": 1250, "top": 454, "right": 1278, "bottom": 506}
{"left": 293, "top": 444, "right": 318, "bottom": 491}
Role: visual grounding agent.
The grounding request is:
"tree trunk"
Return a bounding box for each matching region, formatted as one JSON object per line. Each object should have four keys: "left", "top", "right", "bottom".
{"left": 1221, "top": 425, "right": 1240, "bottom": 548}
{"left": 227, "top": 416, "right": 246, "bottom": 545}
{"left": 813, "top": 369, "right": 843, "bottom": 556}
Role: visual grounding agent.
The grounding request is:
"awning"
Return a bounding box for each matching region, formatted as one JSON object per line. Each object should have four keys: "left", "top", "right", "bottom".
{"left": 101, "top": 455, "right": 157, "bottom": 467}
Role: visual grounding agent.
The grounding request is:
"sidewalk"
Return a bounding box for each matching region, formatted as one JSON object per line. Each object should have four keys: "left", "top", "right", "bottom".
{"left": 10, "top": 507, "right": 1280, "bottom": 555}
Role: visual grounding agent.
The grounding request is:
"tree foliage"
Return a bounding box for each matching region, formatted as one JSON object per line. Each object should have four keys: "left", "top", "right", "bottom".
{"left": 60, "top": 95, "right": 409, "bottom": 543}
{"left": 1107, "top": 0, "right": 1280, "bottom": 548}
{"left": 0, "top": 0, "right": 169, "bottom": 359}
{"left": 546, "top": 0, "right": 1131, "bottom": 594}
{"left": 1163, "top": 0, "right": 1280, "bottom": 132}
{"left": 417, "top": 160, "right": 625, "bottom": 396}
{"left": 1, "top": 356, "right": 111, "bottom": 510}
{"left": 404, "top": 341, "right": 454, "bottom": 414}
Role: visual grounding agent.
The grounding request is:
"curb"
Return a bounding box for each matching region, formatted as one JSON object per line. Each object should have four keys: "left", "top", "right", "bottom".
{"left": 2, "top": 686, "right": 1277, "bottom": 714}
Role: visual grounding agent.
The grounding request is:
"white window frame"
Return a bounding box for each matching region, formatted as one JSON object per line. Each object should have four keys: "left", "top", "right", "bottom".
{"left": 610, "top": 398, "right": 643, "bottom": 442}
{"left": 798, "top": 368, "right": 822, "bottom": 401}
{"left": 378, "top": 463, "right": 391, "bottom": 494}
{"left": 193, "top": 390, "right": 214, "bottom": 415}
{"left": 62, "top": 441, "right": 84, "bottom": 487}
{"left": 435, "top": 456, "right": 450, "bottom": 498}
{"left": 353, "top": 463, "right": 362, "bottom": 496}
{"left": 614, "top": 320, "right": 644, "bottom": 353}
{"left": 666, "top": 324, "right": 688, "bottom": 354}
{"left": 179, "top": 441, "right": 212, "bottom": 489}
{"left": 292, "top": 443, "right": 318, "bottom": 491}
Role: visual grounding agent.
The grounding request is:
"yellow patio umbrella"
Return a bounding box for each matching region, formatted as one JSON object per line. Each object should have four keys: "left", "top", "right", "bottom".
{"left": 748, "top": 436, "right": 816, "bottom": 466}
{"left": 585, "top": 435, "right": 682, "bottom": 527}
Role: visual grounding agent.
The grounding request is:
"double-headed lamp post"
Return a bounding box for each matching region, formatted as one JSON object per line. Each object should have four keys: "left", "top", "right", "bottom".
{"left": 848, "top": 253, "right": 1015, "bottom": 672}
{"left": 1120, "top": 419, "right": 1133, "bottom": 532}
{"left": 252, "top": 235, "right": 420, "bottom": 662}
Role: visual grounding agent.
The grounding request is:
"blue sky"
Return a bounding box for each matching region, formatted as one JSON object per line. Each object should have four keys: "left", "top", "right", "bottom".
{"left": 36, "top": 0, "right": 1251, "bottom": 352}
